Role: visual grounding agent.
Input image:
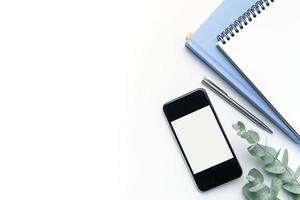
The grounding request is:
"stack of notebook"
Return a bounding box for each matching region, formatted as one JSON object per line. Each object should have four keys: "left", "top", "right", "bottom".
{"left": 186, "top": 0, "right": 300, "bottom": 143}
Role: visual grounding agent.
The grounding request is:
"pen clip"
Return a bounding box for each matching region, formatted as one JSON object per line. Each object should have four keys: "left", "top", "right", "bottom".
{"left": 203, "top": 78, "right": 228, "bottom": 96}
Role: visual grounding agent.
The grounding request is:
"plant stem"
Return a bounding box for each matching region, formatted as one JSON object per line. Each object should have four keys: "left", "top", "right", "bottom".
{"left": 256, "top": 143, "right": 300, "bottom": 185}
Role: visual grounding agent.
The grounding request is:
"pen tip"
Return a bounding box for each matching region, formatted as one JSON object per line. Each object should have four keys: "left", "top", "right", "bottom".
{"left": 267, "top": 128, "right": 273, "bottom": 134}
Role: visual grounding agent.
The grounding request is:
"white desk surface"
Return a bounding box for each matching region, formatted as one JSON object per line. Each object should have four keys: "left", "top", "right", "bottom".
{"left": 1, "top": 0, "right": 300, "bottom": 199}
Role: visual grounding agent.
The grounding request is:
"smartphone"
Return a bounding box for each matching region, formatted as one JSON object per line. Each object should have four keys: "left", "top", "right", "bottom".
{"left": 163, "top": 89, "right": 242, "bottom": 191}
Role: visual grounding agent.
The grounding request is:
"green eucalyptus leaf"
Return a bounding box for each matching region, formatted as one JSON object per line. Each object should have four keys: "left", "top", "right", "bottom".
{"left": 283, "top": 183, "right": 300, "bottom": 194}
{"left": 249, "top": 183, "right": 266, "bottom": 192}
{"left": 277, "top": 166, "right": 294, "bottom": 183}
{"left": 237, "top": 130, "right": 242, "bottom": 136}
{"left": 274, "top": 149, "right": 281, "bottom": 160}
{"left": 237, "top": 121, "right": 245, "bottom": 130}
{"left": 248, "top": 168, "right": 264, "bottom": 184}
{"left": 241, "top": 131, "right": 249, "bottom": 139}
{"left": 264, "top": 146, "right": 277, "bottom": 157}
{"left": 246, "top": 130, "right": 260, "bottom": 144}
{"left": 248, "top": 144, "right": 256, "bottom": 151}
{"left": 294, "top": 166, "right": 300, "bottom": 181}
{"left": 243, "top": 183, "right": 270, "bottom": 200}
{"left": 282, "top": 149, "right": 289, "bottom": 166}
{"left": 292, "top": 194, "right": 300, "bottom": 200}
{"left": 260, "top": 146, "right": 277, "bottom": 165}
{"left": 247, "top": 175, "right": 256, "bottom": 183}
{"left": 248, "top": 144, "right": 266, "bottom": 158}
{"left": 233, "top": 123, "right": 240, "bottom": 131}
{"left": 243, "top": 183, "right": 255, "bottom": 200}
{"left": 261, "top": 154, "right": 276, "bottom": 165}
{"left": 270, "top": 177, "right": 282, "bottom": 198}
{"left": 234, "top": 122, "right": 299, "bottom": 199}
{"left": 264, "top": 162, "right": 286, "bottom": 174}
{"left": 255, "top": 187, "right": 271, "bottom": 200}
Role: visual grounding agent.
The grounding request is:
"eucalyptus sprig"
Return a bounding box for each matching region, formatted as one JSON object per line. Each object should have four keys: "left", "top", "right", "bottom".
{"left": 233, "top": 121, "right": 300, "bottom": 200}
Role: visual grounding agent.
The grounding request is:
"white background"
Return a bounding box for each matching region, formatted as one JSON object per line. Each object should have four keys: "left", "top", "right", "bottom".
{"left": 1, "top": 0, "right": 300, "bottom": 199}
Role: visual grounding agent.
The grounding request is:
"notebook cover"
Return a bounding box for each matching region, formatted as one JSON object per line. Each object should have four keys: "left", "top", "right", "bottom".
{"left": 185, "top": 0, "right": 300, "bottom": 143}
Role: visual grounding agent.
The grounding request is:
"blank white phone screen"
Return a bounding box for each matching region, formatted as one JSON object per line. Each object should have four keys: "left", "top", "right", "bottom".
{"left": 171, "top": 106, "right": 233, "bottom": 174}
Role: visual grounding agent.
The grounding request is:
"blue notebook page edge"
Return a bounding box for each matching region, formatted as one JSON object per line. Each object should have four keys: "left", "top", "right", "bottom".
{"left": 185, "top": 0, "right": 300, "bottom": 143}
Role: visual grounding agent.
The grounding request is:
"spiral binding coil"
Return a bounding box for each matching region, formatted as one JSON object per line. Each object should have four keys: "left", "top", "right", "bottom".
{"left": 217, "top": 0, "right": 274, "bottom": 44}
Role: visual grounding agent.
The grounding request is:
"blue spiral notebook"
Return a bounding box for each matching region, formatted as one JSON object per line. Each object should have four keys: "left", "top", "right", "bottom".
{"left": 185, "top": 0, "right": 300, "bottom": 143}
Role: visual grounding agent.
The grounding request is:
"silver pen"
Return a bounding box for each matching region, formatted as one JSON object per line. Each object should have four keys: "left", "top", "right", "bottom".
{"left": 202, "top": 78, "right": 273, "bottom": 134}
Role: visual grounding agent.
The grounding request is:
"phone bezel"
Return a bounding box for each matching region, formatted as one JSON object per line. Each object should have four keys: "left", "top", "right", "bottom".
{"left": 163, "top": 88, "right": 242, "bottom": 191}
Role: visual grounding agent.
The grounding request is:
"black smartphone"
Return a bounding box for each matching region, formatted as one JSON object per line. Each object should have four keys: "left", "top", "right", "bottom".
{"left": 163, "top": 89, "right": 242, "bottom": 191}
